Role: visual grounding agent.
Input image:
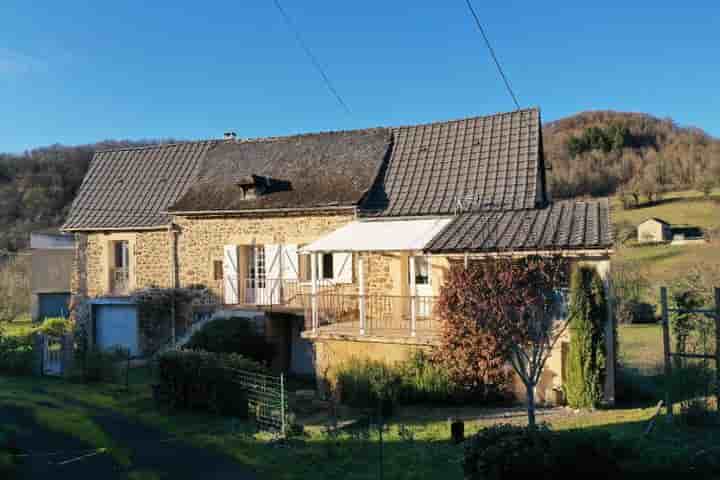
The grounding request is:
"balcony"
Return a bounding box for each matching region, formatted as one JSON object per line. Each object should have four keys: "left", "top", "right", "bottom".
{"left": 302, "top": 292, "right": 440, "bottom": 343}
{"left": 236, "top": 278, "right": 440, "bottom": 341}
{"left": 110, "top": 267, "right": 130, "bottom": 295}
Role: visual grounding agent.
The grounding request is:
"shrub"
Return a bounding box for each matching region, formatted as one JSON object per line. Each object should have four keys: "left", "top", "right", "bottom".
{"left": 0, "top": 330, "right": 34, "bottom": 376}
{"left": 666, "top": 363, "right": 715, "bottom": 425}
{"left": 80, "top": 347, "right": 128, "bottom": 383}
{"left": 565, "top": 266, "right": 607, "bottom": 408}
{"left": 185, "top": 317, "right": 275, "bottom": 365}
{"left": 37, "top": 317, "right": 71, "bottom": 337}
{"left": 464, "top": 423, "right": 624, "bottom": 478}
{"left": 334, "top": 352, "right": 466, "bottom": 412}
{"left": 335, "top": 358, "right": 400, "bottom": 416}
{"left": 396, "top": 351, "right": 460, "bottom": 404}
{"left": 615, "top": 363, "right": 663, "bottom": 405}
{"left": 0, "top": 451, "right": 14, "bottom": 479}
{"left": 157, "top": 349, "right": 265, "bottom": 416}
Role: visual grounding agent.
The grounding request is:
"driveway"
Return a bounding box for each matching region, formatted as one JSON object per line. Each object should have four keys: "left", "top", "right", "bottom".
{"left": 0, "top": 405, "right": 257, "bottom": 480}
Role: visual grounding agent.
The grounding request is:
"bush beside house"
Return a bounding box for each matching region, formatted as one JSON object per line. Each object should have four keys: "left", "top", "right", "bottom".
{"left": 185, "top": 317, "right": 275, "bottom": 366}
{"left": 156, "top": 349, "right": 266, "bottom": 416}
{"left": 334, "top": 351, "right": 461, "bottom": 412}
{"left": 564, "top": 266, "right": 608, "bottom": 408}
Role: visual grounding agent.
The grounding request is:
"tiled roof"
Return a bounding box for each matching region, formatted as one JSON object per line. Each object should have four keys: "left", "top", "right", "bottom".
{"left": 169, "top": 129, "right": 391, "bottom": 212}
{"left": 361, "top": 108, "right": 546, "bottom": 217}
{"left": 425, "top": 199, "right": 613, "bottom": 253}
{"left": 62, "top": 141, "right": 215, "bottom": 230}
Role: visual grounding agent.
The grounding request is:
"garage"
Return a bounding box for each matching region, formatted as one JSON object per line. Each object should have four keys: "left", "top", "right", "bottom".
{"left": 93, "top": 301, "right": 139, "bottom": 357}
{"left": 38, "top": 292, "right": 70, "bottom": 320}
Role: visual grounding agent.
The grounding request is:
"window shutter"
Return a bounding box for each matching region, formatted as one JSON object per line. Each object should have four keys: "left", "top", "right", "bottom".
{"left": 264, "top": 244, "right": 282, "bottom": 304}
{"left": 282, "top": 244, "right": 299, "bottom": 281}
{"left": 223, "top": 245, "right": 239, "bottom": 304}
{"left": 333, "top": 252, "right": 353, "bottom": 284}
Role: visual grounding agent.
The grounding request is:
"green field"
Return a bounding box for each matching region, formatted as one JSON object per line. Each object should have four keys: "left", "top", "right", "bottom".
{"left": 618, "top": 324, "right": 663, "bottom": 373}
{"left": 611, "top": 190, "right": 720, "bottom": 307}
{"left": 611, "top": 189, "right": 720, "bottom": 230}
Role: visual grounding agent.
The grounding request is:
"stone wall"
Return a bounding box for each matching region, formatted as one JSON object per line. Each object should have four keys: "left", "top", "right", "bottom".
{"left": 73, "top": 230, "right": 172, "bottom": 297}
{"left": 174, "top": 212, "right": 354, "bottom": 298}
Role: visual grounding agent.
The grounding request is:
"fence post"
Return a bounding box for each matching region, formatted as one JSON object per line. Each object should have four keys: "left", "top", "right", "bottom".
{"left": 358, "top": 255, "right": 366, "bottom": 335}
{"left": 660, "top": 286, "right": 673, "bottom": 420}
{"left": 311, "top": 252, "right": 318, "bottom": 333}
{"left": 280, "top": 373, "right": 286, "bottom": 438}
{"left": 715, "top": 288, "right": 720, "bottom": 413}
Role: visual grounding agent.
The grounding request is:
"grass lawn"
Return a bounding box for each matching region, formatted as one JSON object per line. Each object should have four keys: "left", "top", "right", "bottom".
{"left": 618, "top": 324, "right": 663, "bottom": 373}
{"left": 611, "top": 192, "right": 720, "bottom": 232}
{"left": 1, "top": 361, "right": 719, "bottom": 479}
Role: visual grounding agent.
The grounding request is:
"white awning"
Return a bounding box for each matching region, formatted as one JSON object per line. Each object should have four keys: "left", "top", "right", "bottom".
{"left": 300, "top": 217, "right": 453, "bottom": 253}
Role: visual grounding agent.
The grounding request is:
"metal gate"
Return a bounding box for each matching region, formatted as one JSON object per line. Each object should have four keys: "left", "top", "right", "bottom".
{"left": 42, "top": 335, "right": 64, "bottom": 376}
{"left": 228, "top": 368, "right": 288, "bottom": 434}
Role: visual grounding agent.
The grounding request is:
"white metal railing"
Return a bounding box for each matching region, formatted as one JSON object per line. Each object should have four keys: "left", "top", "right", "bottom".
{"left": 242, "top": 278, "right": 336, "bottom": 307}
{"left": 305, "top": 293, "right": 439, "bottom": 337}
{"left": 110, "top": 267, "right": 130, "bottom": 295}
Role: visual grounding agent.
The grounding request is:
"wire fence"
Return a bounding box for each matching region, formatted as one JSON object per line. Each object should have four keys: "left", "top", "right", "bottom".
{"left": 226, "top": 367, "right": 287, "bottom": 434}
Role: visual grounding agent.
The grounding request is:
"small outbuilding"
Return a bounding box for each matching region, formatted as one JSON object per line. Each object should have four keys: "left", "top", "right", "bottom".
{"left": 637, "top": 218, "right": 672, "bottom": 243}
{"left": 30, "top": 229, "right": 74, "bottom": 322}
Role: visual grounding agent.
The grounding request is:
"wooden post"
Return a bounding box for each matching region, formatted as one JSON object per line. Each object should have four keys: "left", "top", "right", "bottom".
{"left": 311, "top": 252, "right": 318, "bottom": 333}
{"left": 715, "top": 288, "right": 720, "bottom": 413}
{"left": 660, "top": 286, "right": 673, "bottom": 419}
{"left": 358, "top": 255, "right": 366, "bottom": 335}
{"left": 409, "top": 255, "right": 417, "bottom": 337}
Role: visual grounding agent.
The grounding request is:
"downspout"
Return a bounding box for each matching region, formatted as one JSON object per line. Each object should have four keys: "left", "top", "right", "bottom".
{"left": 169, "top": 223, "right": 180, "bottom": 347}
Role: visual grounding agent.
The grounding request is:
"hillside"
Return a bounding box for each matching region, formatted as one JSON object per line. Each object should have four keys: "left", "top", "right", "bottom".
{"left": 0, "top": 140, "right": 171, "bottom": 251}
{"left": 544, "top": 111, "right": 720, "bottom": 199}
{"left": 1, "top": 110, "right": 719, "bottom": 252}
{"left": 611, "top": 189, "right": 720, "bottom": 311}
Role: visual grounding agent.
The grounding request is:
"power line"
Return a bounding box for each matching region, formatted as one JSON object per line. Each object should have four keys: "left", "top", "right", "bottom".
{"left": 463, "top": 0, "right": 520, "bottom": 110}
{"left": 271, "top": 0, "right": 352, "bottom": 115}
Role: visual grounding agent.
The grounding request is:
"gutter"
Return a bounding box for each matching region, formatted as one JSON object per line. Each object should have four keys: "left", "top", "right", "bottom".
{"left": 162, "top": 205, "right": 357, "bottom": 216}
{"left": 434, "top": 248, "right": 614, "bottom": 258}
{"left": 61, "top": 225, "right": 170, "bottom": 233}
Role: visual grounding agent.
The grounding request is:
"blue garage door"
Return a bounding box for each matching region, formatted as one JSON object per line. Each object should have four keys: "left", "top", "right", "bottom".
{"left": 94, "top": 304, "right": 139, "bottom": 356}
{"left": 38, "top": 293, "right": 70, "bottom": 320}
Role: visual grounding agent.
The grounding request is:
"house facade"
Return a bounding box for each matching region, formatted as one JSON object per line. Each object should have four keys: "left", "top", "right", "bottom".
{"left": 637, "top": 217, "right": 671, "bottom": 243}
{"left": 63, "top": 108, "right": 615, "bottom": 404}
{"left": 30, "top": 229, "right": 74, "bottom": 322}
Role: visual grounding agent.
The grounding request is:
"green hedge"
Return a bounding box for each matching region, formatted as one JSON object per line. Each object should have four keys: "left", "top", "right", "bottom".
{"left": 185, "top": 318, "right": 275, "bottom": 365}
{"left": 464, "top": 423, "right": 720, "bottom": 478}
{"left": 0, "top": 331, "right": 34, "bottom": 376}
{"left": 157, "top": 349, "right": 266, "bottom": 416}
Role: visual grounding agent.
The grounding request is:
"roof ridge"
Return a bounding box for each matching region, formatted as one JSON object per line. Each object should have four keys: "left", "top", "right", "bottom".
{"left": 94, "top": 140, "right": 218, "bottom": 154}
{"left": 93, "top": 108, "right": 539, "bottom": 154}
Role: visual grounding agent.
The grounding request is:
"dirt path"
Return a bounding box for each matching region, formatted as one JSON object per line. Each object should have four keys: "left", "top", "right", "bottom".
{"left": 0, "top": 405, "right": 257, "bottom": 480}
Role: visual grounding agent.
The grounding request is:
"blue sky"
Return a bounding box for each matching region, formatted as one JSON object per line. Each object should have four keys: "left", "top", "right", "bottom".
{"left": 1, "top": 1, "right": 719, "bottom": 152}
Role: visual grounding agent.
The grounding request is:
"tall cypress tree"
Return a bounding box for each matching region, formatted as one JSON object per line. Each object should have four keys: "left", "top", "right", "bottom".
{"left": 564, "top": 266, "right": 607, "bottom": 408}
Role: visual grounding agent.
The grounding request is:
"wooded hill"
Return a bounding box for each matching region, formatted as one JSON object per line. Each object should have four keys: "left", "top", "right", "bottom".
{"left": 544, "top": 111, "right": 720, "bottom": 200}
{"left": 1, "top": 110, "right": 719, "bottom": 251}
{"left": 0, "top": 140, "right": 169, "bottom": 251}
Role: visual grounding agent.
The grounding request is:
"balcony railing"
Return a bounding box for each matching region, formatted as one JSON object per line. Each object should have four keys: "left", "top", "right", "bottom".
{"left": 242, "top": 278, "right": 341, "bottom": 308}
{"left": 110, "top": 267, "right": 130, "bottom": 295}
{"left": 238, "top": 277, "right": 439, "bottom": 339}
{"left": 304, "top": 293, "right": 439, "bottom": 338}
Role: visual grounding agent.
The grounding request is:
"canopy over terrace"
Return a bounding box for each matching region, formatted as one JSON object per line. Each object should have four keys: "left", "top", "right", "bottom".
{"left": 299, "top": 217, "right": 453, "bottom": 253}
{"left": 298, "top": 217, "right": 451, "bottom": 338}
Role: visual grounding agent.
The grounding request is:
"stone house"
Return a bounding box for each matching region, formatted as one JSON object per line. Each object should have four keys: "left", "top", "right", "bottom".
{"left": 62, "top": 108, "right": 615, "bottom": 404}
{"left": 637, "top": 218, "right": 671, "bottom": 243}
